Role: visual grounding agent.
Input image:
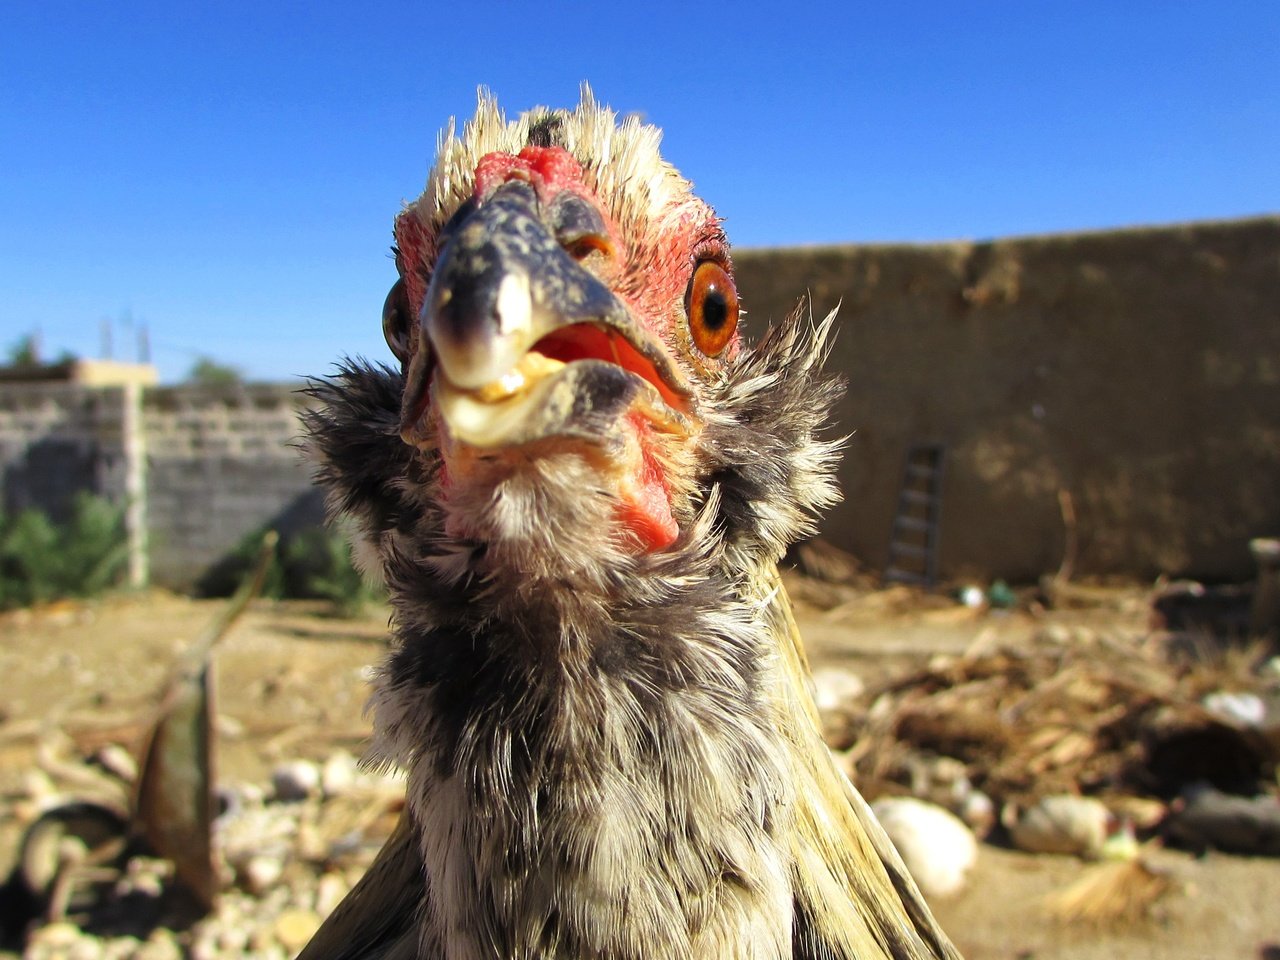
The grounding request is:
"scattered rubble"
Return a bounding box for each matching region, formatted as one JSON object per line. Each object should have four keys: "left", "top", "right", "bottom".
{"left": 4, "top": 558, "right": 1280, "bottom": 954}
{"left": 4, "top": 747, "right": 403, "bottom": 959}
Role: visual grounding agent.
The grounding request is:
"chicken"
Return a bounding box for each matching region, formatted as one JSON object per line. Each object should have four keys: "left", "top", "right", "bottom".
{"left": 299, "top": 90, "right": 962, "bottom": 960}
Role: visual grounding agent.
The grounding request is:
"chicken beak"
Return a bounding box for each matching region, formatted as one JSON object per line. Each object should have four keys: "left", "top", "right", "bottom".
{"left": 398, "top": 180, "right": 693, "bottom": 450}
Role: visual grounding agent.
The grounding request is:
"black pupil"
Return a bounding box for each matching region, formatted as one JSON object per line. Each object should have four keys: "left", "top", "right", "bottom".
{"left": 701, "top": 287, "right": 729, "bottom": 332}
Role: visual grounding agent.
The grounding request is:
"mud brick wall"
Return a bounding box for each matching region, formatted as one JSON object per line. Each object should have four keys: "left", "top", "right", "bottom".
{"left": 734, "top": 216, "right": 1280, "bottom": 581}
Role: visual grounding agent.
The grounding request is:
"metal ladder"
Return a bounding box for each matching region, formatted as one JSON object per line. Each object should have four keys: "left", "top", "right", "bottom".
{"left": 884, "top": 443, "right": 946, "bottom": 587}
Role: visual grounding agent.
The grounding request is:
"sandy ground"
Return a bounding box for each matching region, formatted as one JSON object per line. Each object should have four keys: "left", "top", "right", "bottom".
{"left": 1, "top": 589, "right": 1277, "bottom": 959}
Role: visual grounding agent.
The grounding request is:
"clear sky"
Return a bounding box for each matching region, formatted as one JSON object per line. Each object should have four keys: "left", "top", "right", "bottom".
{"left": 2, "top": 1, "right": 1276, "bottom": 383}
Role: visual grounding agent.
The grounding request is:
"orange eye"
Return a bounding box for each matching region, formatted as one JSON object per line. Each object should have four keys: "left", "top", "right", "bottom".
{"left": 686, "top": 260, "right": 738, "bottom": 358}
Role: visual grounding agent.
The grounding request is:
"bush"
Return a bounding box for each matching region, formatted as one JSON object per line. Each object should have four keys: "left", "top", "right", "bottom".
{"left": 197, "top": 524, "right": 381, "bottom": 616}
{"left": 281, "top": 528, "right": 380, "bottom": 616}
{"left": 0, "top": 494, "right": 128, "bottom": 610}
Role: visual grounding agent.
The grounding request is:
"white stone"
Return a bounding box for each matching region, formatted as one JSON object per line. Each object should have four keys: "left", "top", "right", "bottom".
{"left": 95, "top": 743, "right": 138, "bottom": 782}
{"left": 242, "top": 854, "right": 286, "bottom": 895}
{"left": 315, "top": 871, "right": 350, "bottom": 917}
{"left": 1005, "top": 794, "right": 1111, "bottom": 858}
{"left": 959, "top": 790, "right": 996, "bottom": 837}
{"left": 272, "top": 759, "right": 321, "bottom": 801}
{"left": 810, "top": 666, "right": 865, "bottom": 713}
{"left": 321, "top": 750, "right": 360, "bottom": 797}
{"left": 275, "top": 908, "right": 323, "bottom": 952}
{"left": 29, "top": 921, "right": 84, "bottom": 947}
{"left": 871, "top": 796, "right": 978, "bottom": 899}
{"left": 1202, "top": 690, "right": 1266, "bottom": 727}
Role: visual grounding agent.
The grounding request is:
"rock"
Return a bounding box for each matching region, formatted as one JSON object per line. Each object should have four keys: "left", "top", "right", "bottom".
{"left": 275, "top": 908, "right": 323, "bottom": 951}
{"left": 216, "top": 920, "right": 251, "bottom": 954}
{"left": 118, "top": 863, "right": 165, "bottom": 899}
{"left": 1005, "top": 794, "right": 1111, "bottom": 859}
{"left": 986, "top": 579, "right": 1016, "bottom": 609}
{"left": 315, "top": 870, "right": 350, "bottom": 917}
{"left": 101, "top": 937, "right": 143, "bottom": 960}
{"left": 1108, "top": 795, "right": 1167, "bottom": 830}
{"left": 242, "top": 853, "right": 286, "bottom": 895}
{"left": 295, "top": 818, "right": 331, "bottom": 862}
{"left": 94, "top": 743, "right": 138, "bottom": 782}
{"left": 322, "top": 750, "right": 360, "bottom": 797}
{"left": 29, "top": 921, "right": 85, "bottom": 949}
{"left": 810, "top": 666, "right": 865, "bottom": 713}
{"left": 217, "top": 779, "right": 266, "bottom": 818}
{"left": 215, "top": 713, "right": 246, "bottom": 737}
{"left": 1042, "top": 623, "right": 1073, "bottom": 644}
{"left": 871, "top": 796, "right": 978, "bottom": 898}
{"left": 1166, "top": 783, "right": 1280, "bottom": 855}
{"left": 22, "top": 767, "right": 58, "bottom": 803}
{"left": 1201, "top": 690, "right": 1266, "bottom": 727}
{"left": 272, "top": 759, "right": 321, "bottom": 801}
{"left": 219, "top": 802, "right": 299, "bottom": 876}
{"left": 959, "top": 790, "right": 996, "bottom": 837}
{"left": 136, "top": 930, "right": 182, "bottom": 960}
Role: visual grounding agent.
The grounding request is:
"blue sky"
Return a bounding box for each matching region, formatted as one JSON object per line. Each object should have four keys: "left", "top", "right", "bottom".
{"left": 2, "top": 2, "right": 1276, "bottom": 383}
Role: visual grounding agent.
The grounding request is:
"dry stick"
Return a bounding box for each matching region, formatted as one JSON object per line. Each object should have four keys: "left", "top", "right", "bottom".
{"left": 190, "top": 529, "right": 281, "bottom": 662}
{"left": 1040, "top": 489, "right": 1079, "bottom": 607}
{"left": 35, "top": 734, "right": 129, "bottom": 807}
{"left": 262, "top": 723, "right": 373, "bottom": 758}
{"left": 1056, "top": 489, "right": 1078, "bottom": 584}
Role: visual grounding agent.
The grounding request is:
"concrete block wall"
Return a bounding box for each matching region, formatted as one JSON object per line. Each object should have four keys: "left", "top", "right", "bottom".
{"left": 142, "top": 385, "right": 323, "bottom": 587}
{"left": 0, "top": 383, "right": 130, "bottom": 521}
{"left": 0, "top": 381, "right": 321, "bottom": 589}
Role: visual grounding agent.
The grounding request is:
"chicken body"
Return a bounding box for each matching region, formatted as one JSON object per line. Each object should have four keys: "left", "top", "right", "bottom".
{"left": 300, "top": 91, "right": 961, "bottom": 960}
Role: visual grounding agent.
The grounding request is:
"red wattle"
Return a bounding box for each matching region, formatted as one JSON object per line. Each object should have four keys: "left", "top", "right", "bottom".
{"left": 615, "top": 415, "right": 678, "bottom": 552}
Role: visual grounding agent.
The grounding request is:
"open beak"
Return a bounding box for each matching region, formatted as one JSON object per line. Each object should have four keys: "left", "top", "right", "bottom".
{"left": 399, "top": 180, "right": 695, "bottom": 454}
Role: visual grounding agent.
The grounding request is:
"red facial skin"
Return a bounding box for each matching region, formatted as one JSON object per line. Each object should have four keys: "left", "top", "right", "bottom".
{"left": 621, "top": 412, "right": 680, "bottom": 551}
{"left": 395, "top": 145, "right": 738, "bottom": 553}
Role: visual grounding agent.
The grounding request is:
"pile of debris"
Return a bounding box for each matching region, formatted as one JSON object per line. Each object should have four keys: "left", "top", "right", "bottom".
{"left": 821, "top": 616, "right": 1280, "bottom": 859}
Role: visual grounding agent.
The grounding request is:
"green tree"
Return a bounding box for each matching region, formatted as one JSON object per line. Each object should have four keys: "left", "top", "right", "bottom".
{"left": 5, "top": 334, "right": 40, "bottom": 367}
{"left": 186, "top": 355, "right": 244, "bottom": 386}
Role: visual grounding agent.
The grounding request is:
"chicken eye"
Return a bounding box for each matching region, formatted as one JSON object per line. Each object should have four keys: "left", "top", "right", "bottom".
{"left": 383, "top": 277, "right": 413, "bottom": 364}
{"left": 686, "top": 261, "right": 738, "bottom": 358}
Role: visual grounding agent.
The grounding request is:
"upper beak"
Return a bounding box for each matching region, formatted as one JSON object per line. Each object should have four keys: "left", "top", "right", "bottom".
{"left": 398, "top": 180, "right": 694, "bottom": 451}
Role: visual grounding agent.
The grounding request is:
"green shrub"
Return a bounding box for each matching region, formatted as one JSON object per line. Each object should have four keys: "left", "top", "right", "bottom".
{"left": 0, "top": 494, "right": 128, "bottom": 610}
{"left": 283, "top": 527, "right": 381, "bottom": 616}
{"left": 197, "top": 525, "right": 288, "bottom": 600}
{"left": 197, "top": 524, "right": 381, "bottom": 616}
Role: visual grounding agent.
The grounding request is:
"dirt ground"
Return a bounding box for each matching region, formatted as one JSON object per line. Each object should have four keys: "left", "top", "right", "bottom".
{"left": 1, "top": 588, "right": 1277, "bottom": 959}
